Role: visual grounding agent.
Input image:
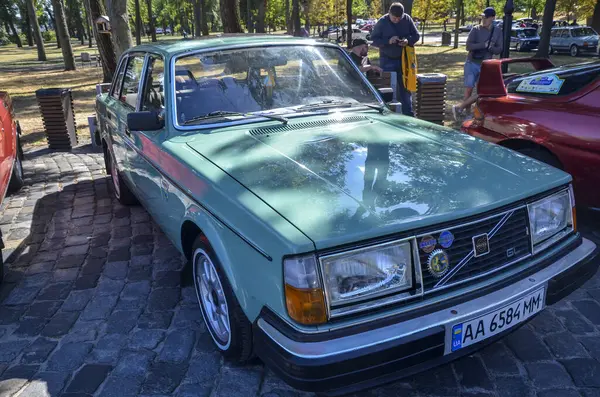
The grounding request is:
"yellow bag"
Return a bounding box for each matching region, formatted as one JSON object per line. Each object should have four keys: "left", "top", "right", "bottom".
{"left": 402, "top": 46, "right": 418, "bottom": 92}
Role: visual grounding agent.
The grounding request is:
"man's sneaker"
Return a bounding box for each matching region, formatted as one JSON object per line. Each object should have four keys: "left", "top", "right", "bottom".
{"left": 452, "top": 105, "right": 462, "bottom": 122}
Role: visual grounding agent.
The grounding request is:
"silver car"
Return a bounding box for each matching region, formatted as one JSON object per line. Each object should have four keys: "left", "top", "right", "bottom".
{"left": 549, "top": 26, "right": 599, "bottom": 57}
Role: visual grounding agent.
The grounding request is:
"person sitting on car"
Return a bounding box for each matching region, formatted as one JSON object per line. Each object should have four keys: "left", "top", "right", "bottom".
{"left": 348, "top": 38, "right": 383, "bottom": 76}
{"left": 452, "top": 7, "right": 503, "bottom": 121}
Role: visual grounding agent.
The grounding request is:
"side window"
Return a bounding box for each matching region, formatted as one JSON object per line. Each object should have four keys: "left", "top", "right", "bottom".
{"left": 561, "top": 30, "right": 570, "bottom": 38}
{"left": 142, "top": 56, "right": 165, "bottom": 112}
{"left": 111, "top": 57, "right": 128, "bottom": 99}
{"left": 120, "top": 55, "right": 145, "bottom": 109}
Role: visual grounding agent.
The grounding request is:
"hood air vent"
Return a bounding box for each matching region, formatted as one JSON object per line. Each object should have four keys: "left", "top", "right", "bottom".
{"left": 249, "top": 116, "right": 369, "bottom": 136}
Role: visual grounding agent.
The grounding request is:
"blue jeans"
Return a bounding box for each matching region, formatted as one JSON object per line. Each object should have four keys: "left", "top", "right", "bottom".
{"left": 390, "top": 71, "right": 414, "bottom": 117}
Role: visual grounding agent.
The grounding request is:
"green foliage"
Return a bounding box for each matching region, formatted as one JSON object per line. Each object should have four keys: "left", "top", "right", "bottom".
{"left": 368, "top": 0, "right": 381, "bottom": 18}
{"left": 352, "top": 0, "right": 368, "bottom": 17}
{"left": 41, "top": 28, "right": 56, "bottom": 41}
{"left": 413, "top": 0, "right": 452, "bottom": 22}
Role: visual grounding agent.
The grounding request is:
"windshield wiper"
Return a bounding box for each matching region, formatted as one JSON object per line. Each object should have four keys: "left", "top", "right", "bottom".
{"left": 296, "top": 101, "right": 386, "bottom": 114}
{"left": 183, "top": 110, "right": 288, "bottom": 125}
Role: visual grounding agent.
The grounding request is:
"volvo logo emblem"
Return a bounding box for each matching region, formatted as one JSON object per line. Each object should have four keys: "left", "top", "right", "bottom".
{"left": 472, "top": 233, "right": 490, "bottom": 257}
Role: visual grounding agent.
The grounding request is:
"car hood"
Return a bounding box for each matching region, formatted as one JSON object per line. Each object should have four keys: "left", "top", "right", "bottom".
{"left": 186, "top": 113, "right": 570, "bottom": 249}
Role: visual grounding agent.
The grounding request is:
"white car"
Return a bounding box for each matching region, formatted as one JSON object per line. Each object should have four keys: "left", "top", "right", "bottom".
{"left": 165, "top": 27, "right": 172, "bottom": 34}
{"left": 156, "top": 27, "right": 164, "bottom": 34}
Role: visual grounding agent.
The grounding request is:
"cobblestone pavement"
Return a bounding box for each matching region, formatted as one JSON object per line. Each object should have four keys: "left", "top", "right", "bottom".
{"left": 0, "top": 146, "right": 600, "bottom": 397}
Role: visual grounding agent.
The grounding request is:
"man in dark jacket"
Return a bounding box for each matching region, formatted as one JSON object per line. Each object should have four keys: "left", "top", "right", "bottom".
{"left": 371, "top": 2, "right": 420, "bottom": 116}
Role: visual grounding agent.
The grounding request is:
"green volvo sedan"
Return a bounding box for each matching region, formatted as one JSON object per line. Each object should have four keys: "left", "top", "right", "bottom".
{"left": 95, "top": 35, "right": 598, "bottom": 395}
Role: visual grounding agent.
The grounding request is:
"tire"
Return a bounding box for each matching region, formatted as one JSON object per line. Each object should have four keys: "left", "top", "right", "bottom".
{"left": 570, "top": 45, "right": 579, "bottom": 57}
{"left": 192, "top": 236, "right": 253, "bottom": 361}
{"left": 518, "top": 147, "right": 563, "bottom": 170}
{"left": 516, "top": 42, "right": 522, "bottom": 52}
{"left": 7, "top": 153, "right": 24, "bottom": 194}
{"left": 105, "top": 147, "right": 138, "bottom": 205}
{"left": 549, "top": 45, "right": 554, "bottom": 55}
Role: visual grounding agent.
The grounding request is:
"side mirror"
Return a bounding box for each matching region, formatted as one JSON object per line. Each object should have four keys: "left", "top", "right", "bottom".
{"left": 127, "top": 111, "right": 164, "bottom": 131}
{"left": 377, "top": 87, "right": 394, "bottom": 103}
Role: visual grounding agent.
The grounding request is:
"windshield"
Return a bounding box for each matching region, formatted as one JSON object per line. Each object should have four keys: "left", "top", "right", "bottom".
{"left": 173, "top": 45, "right": 379, "bottom": 125}
{"left": 518, "top": 29, "right": 538, "bottom": 38}
{"left": 572, "top": 27, "right": 597, "bottom": 37}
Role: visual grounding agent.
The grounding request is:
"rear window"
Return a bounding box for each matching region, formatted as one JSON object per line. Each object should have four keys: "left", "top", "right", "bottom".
{"left": 517, "top": 29, "right": 537, "bottom": 38}
{"left": 571, "top": 27, "right": 597, "bottom": 37}
{"left": 507, "top": 63, "right": 600, "bottom": 96}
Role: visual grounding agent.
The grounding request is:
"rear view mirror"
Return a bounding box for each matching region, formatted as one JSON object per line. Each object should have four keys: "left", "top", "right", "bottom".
{"left": 377, "top": 88, "right": 394, "bottom": 103}
{"left": 127, "top": 111, "right": 164, "bottom": 131}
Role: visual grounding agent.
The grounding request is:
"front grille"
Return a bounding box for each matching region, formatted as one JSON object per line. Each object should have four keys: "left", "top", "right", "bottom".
{"left": 419, "top": 207, "right": 531, "bottom": 292}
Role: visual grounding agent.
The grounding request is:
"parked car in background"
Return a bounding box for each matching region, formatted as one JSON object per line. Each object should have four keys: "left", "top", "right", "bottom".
{"left": 550, "top": 26, "right": 599, "bottom": 57}
{"left": 96, "top": 37, "right": 598, "bottom": 395}
{"left": 455, "top": 24, "right": 473, "bottom": 33}
{"left": 0, "top": 91, "right": 24, "bottom": 283}
{"left": 462, "top": 58, "right": 600, "bottom": 209}
{"left": 155, "top": 27, "right": 164, "bottom": 35}
{"left": 165, "top": 27, "right": 172, "bottom": 34}
{"left": 510, "top": 28, "right": 540, "bottom": 51}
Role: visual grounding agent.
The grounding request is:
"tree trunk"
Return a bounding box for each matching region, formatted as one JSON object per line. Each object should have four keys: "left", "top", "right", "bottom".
{"left": 346, "top": 0, "right": 352, "bottom": 47}
{"left": 285, "top": 0, "right": 292, "bottom": 34}
{"left": 2, "top": 8, "right": 23, "bottom": 47}
{"left": 52, "top": 0, "right": 76, "bottom": 70}
{"left": 107, "top": 0, "right": 134, "bottom": 59}
{"left": 87, "top": 0, "right": 117, "bottom": 82}
{"left": 292, "top": 0, "right": 300, "bottom": 35}
{"left": 400, "top": 0, "right": 413, "bottom": 16}
{"left": 246, "top": 0, "right": 252, "bottom": 32}
{"left": 134, "top": 0, "right": 142, "bottom": 45}
{"left": 200, "top": 0, "right": 209, "bottom": 35}
{"left": 194, "top": 0, "right": 202, "bottom": 36}
{"left": 536, "top": 0, "right": 556, "bottom": 58}
{"left": 591, "top": 0, "right": 600, "bottom": 34}
{"left": 220, "top": 0, "right": 243, "bottom": 33}
{"left": 460, "top": 0, "right": 465, "bottom": 25}
{"left": 83, "top": 0, "right": 93, "bottom": 47}
{"left": 453, "top": 0, "right": 461, "bottom": 49}
{"left": 45, "top": 5, "right": 61, "bottom": 48}
{"left": 26, "top": 0, "right": 47, "bottom": 61}
{"left": 147, "top": 0, "right": 157, "bottom": 41}
{"left": 256, "top": 0, "right": 266, "bottom": 32}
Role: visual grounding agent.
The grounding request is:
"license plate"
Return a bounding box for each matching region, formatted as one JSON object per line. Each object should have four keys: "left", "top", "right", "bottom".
{"left": 450, "top": 287, "right": 545, "bottom": 352}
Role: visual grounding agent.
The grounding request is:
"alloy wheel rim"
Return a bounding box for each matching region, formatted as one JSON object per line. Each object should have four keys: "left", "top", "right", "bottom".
{"left": 193, "top": 249, "right": 231, "bottom": 348}
{"left": 110, "top": 155, "right": 121, "bottom": 198}
{"left": 571, "top": 46, "right": 577, "bottom": 56}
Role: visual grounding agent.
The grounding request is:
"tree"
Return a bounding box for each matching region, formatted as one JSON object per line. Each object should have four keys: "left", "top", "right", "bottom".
{"left": 592, "top": 0, "right": 600, "bottom": 33}
{"left": 0, "top": 3, "right": 23, "bottom": 47}
{"left": 256, "top": 0, "right": 266, "bottom": 32}
{"left": 400, "top": 0, "right": 413, "bottom": 15}
{"left": 220, "top": 0, "right": 243, "bottom": 32}
{"left": 83, "top": 0, "right": 93, "bottom": 46}
{"left": 87, "top": 0, "right": 117, "bottom": 82}
{"left": 26, "top": 0, "right": 47, "bottom": 60}
{"left": 536, "top": 0, "right": 556, "bottom": 58}
{"left": 453, "top": 0, "right": 462, "bottom": 48}
{"left": 368, "top": 0, "right": 381, "bottom": 18}
{"left": 52, "top": 0, "right": 76, "bottom": 70}
{"left": 346, "top": 0, "right": 352, "bottom": 46}
{"left": 107, "top": 0, "right": 133, "bottom": 59}
{"left": 292, "top": 0, "right": 300, "bottom": 34}
{"left": 146, "top": 0, "right": 157, "bottom": 41}
{"left": 134, "top": 0, "right": 142, "bottom": 44}
{"left": 200, "top": 0, "right": 209, "bottom": 34}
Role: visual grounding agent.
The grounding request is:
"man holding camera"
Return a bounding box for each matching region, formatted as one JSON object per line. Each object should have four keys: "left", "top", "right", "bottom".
{"left": 452, "top": 7, "right": 503, "bottom": 120}
{"left": 371, "top": 2, "right": 420, "bottom": 116}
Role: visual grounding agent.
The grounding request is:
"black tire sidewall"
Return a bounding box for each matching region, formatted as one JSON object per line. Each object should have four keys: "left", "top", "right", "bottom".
{"left": 191, "top": 237, "right": 252, "bottom": 361}
{"left": 520, "top": 148, "right": 562, "bottom": 169}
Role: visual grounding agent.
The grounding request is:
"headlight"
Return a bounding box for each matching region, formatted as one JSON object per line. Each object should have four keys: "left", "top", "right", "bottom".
{"left": 320, "top": 240, "right": 413, "bottom": 307}
{"left": 528, "top": 187, "right": 575, "bottom": 253}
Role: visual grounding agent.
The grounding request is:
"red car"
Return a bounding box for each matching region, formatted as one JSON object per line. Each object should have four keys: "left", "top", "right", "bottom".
{"left": 0, "top": 91, "right": 24, "bottom": 283}
{"left": 462, "top": 58, "right": 600, "bottom": 209}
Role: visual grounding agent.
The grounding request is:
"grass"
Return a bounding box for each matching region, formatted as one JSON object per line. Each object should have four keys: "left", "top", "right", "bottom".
{"left": 0, "top": 36, "right": 594, "bottom": 147}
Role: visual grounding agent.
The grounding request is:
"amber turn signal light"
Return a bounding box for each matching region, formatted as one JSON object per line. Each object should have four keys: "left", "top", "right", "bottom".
{"left": 285, "top": 284, "right": 327, "bottom": 325}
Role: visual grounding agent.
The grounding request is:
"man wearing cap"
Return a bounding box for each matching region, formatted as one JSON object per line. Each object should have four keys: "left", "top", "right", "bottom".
{"left": 371, "top": 2, "right": 420, "bottom": 116}
{"left": 453, "top": 7, "right": 503, "bottom": 120}
{"left": 349, "top": 38, "right": 383, "bottom": 75}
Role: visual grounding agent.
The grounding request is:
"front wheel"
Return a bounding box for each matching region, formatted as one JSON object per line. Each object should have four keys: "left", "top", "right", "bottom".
{"left": 518, "top": 147, "right": 563, "bottom": 170}
{"left": 8, "top": 153, "right": 24, "bottom": 194}
{"left": 516, "top": 42, "right": 522, "bottom": 52}
{"left": 570, "top": 45, "right": 579, "bottom": 57}
{"left": 192, "top": 237, "right": 253, "bottom": 361}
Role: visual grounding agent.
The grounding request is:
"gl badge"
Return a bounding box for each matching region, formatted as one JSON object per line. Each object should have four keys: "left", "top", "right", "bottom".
{"left": 472, "top": 233, "right": 490, "bottom": 257}
{"left": 427, "top": 249, "right": 450, "bottom": 278}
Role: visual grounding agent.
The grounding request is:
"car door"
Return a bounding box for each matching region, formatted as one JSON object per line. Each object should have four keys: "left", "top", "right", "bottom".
{"left": 0, "top": 99, "right": 12, "bottom": 200}
{"left": 112, "top": 53, "right": 146, "bottom": 189}
{"left": 560, "top": 29, "right": 571, "bottom": 49}
{"left": 129, "top": 54, "right": 182, "bottom": 238}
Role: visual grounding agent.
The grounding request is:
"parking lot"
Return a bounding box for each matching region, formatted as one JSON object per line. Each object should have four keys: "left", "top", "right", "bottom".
{"left": 0, "top": 145, "right": 597, "bottom": 397}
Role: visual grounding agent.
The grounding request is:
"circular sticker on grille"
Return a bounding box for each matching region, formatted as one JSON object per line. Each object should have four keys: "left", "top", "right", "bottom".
{"left": 419, "top": 235, "right": 437, "bottom": 253}
{"left": 428, "top": 249, "right": 450, "bottom": 278}
{"left": 438, "top": 230, "right": 455, "bottom": 249}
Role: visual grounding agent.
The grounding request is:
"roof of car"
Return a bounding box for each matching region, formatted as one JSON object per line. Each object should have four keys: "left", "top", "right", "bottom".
{"left": 124, "top": 34, "right": 323, "bottom": 57}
